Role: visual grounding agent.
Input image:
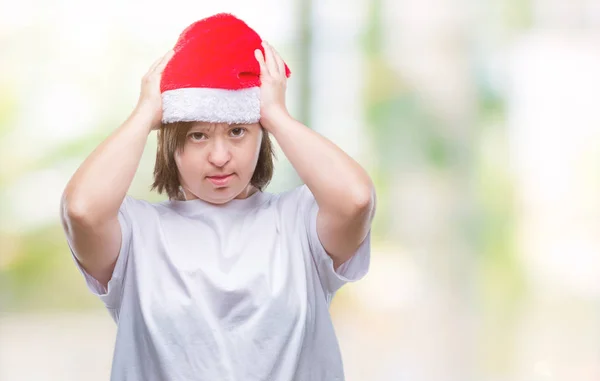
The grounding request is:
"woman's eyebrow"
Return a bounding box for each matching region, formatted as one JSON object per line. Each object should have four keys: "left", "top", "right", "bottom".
{"left": 188, "top": 124, "right": 228, "bottom": 133}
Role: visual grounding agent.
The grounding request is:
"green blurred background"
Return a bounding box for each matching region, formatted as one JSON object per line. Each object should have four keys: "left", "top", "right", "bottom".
{"left": 1, "top": 0, "right": 600, "bottom": 380}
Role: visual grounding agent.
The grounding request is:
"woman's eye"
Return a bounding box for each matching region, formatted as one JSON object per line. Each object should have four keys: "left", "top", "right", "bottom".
{"left": 230, "top": 127, "right": 246, "bottom": 137}
{"left": 189, "top": 132, "right": 206, "bottom": 141}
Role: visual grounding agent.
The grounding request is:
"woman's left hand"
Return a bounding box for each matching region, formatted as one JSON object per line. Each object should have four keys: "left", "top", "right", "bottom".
{"left": 254, "top": 41, "right": 291, "bottom": 130}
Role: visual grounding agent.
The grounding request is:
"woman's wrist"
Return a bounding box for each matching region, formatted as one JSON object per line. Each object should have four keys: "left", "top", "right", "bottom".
{"left": 261, "top": 108, "right": 293, "bottom": 134}
{"left": 130, "top": 103, "right": 160, "bottom": 134}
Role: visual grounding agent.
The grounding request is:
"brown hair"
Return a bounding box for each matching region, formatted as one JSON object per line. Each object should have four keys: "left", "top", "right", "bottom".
{"left": 151, "top": 122, "right": 275, "bottom": 200}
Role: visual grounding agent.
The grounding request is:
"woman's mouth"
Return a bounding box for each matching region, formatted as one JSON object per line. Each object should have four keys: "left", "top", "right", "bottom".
{"left": 207, "top": 174, "right": 233, "bottom": 186}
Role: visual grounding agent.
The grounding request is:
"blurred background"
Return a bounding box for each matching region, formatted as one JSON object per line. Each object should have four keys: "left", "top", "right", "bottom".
{"left": 1, "top": 0, "right": 600, "bottom": 380}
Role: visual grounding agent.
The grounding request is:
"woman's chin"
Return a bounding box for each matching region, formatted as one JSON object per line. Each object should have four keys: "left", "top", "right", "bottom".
{"left": 198, "top": 188, "right": 240, "bottom": 205}
{"left": 186, "top": 180, "right": 252, "bottom": 204}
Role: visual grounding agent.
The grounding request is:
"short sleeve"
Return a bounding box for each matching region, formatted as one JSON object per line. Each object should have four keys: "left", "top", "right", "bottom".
{"left": 66, "top": 196, "right": 135, "bottom": 310}
{"left": 296, "top": 185, "right": 371, "bottom": 298}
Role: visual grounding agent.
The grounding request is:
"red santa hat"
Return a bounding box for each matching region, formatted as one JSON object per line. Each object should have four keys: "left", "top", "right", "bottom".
{"left": 160, "top": 13, "right": 291, "bottom": 125}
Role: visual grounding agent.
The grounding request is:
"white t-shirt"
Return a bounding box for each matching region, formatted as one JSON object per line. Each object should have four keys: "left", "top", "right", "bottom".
{"left": 68, "top": 184, "right": 371, "bottom": 381}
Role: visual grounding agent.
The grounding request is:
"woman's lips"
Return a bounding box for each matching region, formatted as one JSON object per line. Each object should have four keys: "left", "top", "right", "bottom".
{"left": 207, "top": 174, "right": 233, "bottom": 186}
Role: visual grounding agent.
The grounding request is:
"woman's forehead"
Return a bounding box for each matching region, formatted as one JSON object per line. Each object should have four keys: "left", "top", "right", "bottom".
{"left": 188, "top": 122, "right": 224, "bottom": 131}
{"left": 188, "top": 122, "right": 257, "bottom": 131}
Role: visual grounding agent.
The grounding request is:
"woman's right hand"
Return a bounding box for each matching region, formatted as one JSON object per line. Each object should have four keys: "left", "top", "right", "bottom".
{"left": 135, "top": 49, "right": 175, "bottom": 131}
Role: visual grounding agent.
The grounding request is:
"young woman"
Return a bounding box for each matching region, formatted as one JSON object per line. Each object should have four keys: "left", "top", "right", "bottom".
{"left": 61, "top": 13, "right": 375, "bottom": 381}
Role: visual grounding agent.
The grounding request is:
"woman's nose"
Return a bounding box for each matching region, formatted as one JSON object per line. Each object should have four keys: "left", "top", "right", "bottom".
{"left": 207, "top": 140, "right": 231, "bottom": 167}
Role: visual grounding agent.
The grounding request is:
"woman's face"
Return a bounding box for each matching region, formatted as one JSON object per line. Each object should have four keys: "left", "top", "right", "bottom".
{"left": 175, "top": 122, "right": 263, "bottom": 204}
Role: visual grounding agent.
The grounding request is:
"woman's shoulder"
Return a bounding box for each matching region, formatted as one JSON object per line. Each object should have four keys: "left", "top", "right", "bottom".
{"left": 277, "top": 184, "right": 315, "bottom": 203}
{"left": 121, "top": 194, "right": 157, "bottom": 208}
{"left": 118, "top": 195, "right": 171, "bottom": 217}
{"left": 275, "top": 184, "right": 310, "bottom": 198}
{"left": 268, "top": 184, "right": 317, "bottom": 214}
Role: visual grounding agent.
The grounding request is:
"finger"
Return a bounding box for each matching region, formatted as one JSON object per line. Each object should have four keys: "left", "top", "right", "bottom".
{"left": 254, "top": 49, "right": 267, "bottom": 76}
{"left": 148, "top": 50, "right": 172, "bottom": 76}
{"left": 272, "top": 47, "right": 286, "bottom": 77}
{"left": 262, "top": 41, "right": 279, "bottom": 76}
{"left": 148, "top": 56, "right": 164, "bottom": 74}
{"left": 155, "top": 49, "right": 175, "bottom": 74}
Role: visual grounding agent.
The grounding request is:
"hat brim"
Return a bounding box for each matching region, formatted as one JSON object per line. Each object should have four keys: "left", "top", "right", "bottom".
{"left": 161, "top": 87, "right": 260, "bottom": 125}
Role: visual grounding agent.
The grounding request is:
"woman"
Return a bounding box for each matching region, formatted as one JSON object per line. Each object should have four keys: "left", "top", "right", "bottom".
{"left": 61, "top": 13, "right": 375, "bottom": 381}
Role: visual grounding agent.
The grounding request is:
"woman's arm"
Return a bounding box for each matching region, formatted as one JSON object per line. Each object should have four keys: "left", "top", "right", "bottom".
{"left": 256, "top": 42, "right": 375, "bottom": 270}
{"left": 268, "top": 112, "right": 375, "bottom": 270}
{"left": 60, "top": 50, "right": 173, "bottom": 287}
